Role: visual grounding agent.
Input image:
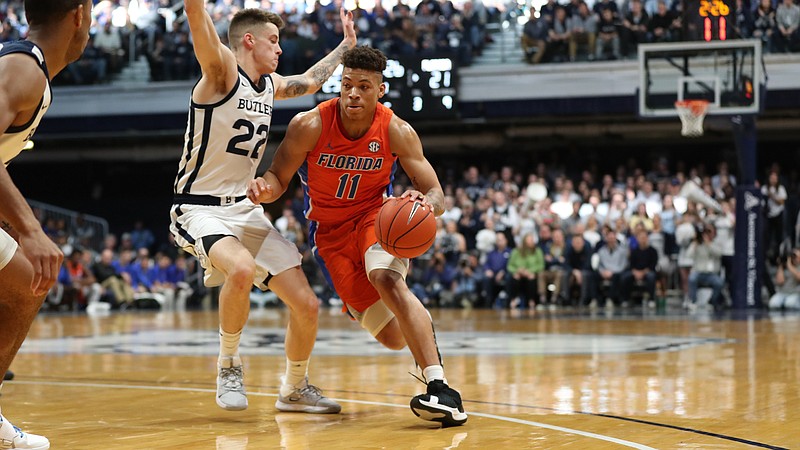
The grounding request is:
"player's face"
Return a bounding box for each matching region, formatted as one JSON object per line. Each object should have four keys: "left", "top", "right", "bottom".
{"left": 252, "top": 23, "right": 282, "bottom": 74}
{"left": 67, "top": 0, "right": 93, "bottom": 63}
{"left": 339, "top": 68, "right": 385, "bottom": 121}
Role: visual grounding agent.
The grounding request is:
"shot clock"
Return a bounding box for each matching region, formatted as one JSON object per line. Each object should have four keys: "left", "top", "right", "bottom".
{"left": 315, "top": 56, "right": 458, "bottom": 120}
{"left": 685, "top": 0, "right": 735, "bottom": 41}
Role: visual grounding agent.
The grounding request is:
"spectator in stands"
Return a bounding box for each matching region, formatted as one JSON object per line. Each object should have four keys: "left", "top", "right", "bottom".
{"left": 461, "top": 166, "right": 488, "bottom": 202}
{"left": 94, "top": 20, "right": 125, "bottom": 75}
{"left": 649, "top": 214, "right": 675, "bottom": 299}
{"left": 457, "top": 200, "right": 481, "bottom": 250}
{"left": 489, "top": 190, "right": 518, "bottom": 246}
{"left": 713, "top": 199, "right": 736, "bottom": 297}
{"left": 539, "top": 227, "right": 567, "bottom": 308}
{"left": 752, "top": 0, "right": 776, "bottom": 52}
{"left": 548, "top": 7, "right": 571, "bottom": 62}
{"left": 596, "top": 7, "right": 621, "bottom": 60}
{"left": 563, "top": 232, "right": 595, "bottom": 306}
{"left": 60, "top": 248, "right": 102, "bottom": 309}
{"left": 629, "top": 202, "right": 654, "bottom": 232}
{"left": 647, "top": 0, "right": 678, "bottom": 42}
{"left": 774, "top": 0, "right": 800, "bottom": 52}
{"left": 521, "top": 7, "right": 549, "bottom": 64}
{"left": 768, "top": 247, "right": 800, "bottom": 309}
{"left": 435, "top": 220, "right": 467, "bottom": 267}
{"left": 621, "top": 227, "right": 658, "bottom": 305}
{"left": 482, "top": 231, "right": 511, "bottom": 308}
{"left": 92, "top": 248, "right": 135, "bottom": 308}
{"left": 733, "top": 0, "right": 754, "bottom": 38}
{"left": 568, "top": 2, "right": 597, "bottom": 61}
{"left": 507, "top": 232, "right": 544, "bottom": 309}
{"left": 621, "top": 0, "right": 649, "bottom": 57}
{"left": 454, "top": 252, "right": 482, "bottom": 308}
{"left": 594, "top": 0, "right": 620, "bottom": 18}
{"left": 596, "top": 226, "right": 628, "bottom": 308}
{"left": 686, "top": 222, "right": 726, "bottom": 311}
{"left": 762, "top": 170, "right": 787, "bottom": 263}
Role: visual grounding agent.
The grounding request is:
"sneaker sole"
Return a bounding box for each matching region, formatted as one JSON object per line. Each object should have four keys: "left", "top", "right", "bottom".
{"left": 216, "top": 397, "right": 248, "bottom": 411}
{"left": 410, "top": 397, "right": 468, "bottom": 427}
{"left": 275, "top": 400, "right": 341, "bottom": 414}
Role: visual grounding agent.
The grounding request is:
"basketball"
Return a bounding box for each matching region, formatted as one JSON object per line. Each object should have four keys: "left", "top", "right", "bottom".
{"left": 375, "top": 197, "right": 436, "bottom": 259}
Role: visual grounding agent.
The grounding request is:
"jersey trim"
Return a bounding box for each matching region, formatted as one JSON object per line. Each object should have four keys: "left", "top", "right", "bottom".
{"left": 1, "top": 41, "right": 50, "bottom": 134}
{"left": 181, "top": 107, "right": 214, "bottom": 193}
{"left": 189, "top": 72, "right": 241, "bottom": 109}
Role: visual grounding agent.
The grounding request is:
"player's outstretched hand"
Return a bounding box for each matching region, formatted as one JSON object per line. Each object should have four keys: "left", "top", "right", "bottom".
{"left": 340, "top": 7, "right": 356, "bottom": 46}
{"left": 248, "top": 177, "right": 274, "bottom": 204}
{"left": 400, "top": 190, "right": 432, "bottom": 209}
{"left": 19, "top": 229, "right": 63, "bottom": 296}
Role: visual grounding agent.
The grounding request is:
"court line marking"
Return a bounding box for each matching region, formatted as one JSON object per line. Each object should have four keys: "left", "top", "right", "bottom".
{"left": 10, "top": 380, "right": 655, "bottom": 450}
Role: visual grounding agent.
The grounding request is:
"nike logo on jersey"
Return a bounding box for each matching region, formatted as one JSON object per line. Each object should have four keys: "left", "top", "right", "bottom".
{"left": 316, "top": 153, "right": 384, "bottom": 171}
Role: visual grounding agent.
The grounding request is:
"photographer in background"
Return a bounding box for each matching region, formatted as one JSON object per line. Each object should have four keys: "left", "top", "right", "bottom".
{"left": 686, "top": 222, "right": 726, "bottom": 311}
{"left": 768, "top": 246, "right": 800, "bottom": 310}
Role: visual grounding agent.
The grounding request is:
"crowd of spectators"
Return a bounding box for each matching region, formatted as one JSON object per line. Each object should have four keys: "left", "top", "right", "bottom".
{"left": 31, "top": 155, "right": 800, "bottom": 314}
{"left": 519, "top": 0, "right": 800, "bottom": 63}
{"left": 3, "top": 0, "right": 796, "bottom": 83}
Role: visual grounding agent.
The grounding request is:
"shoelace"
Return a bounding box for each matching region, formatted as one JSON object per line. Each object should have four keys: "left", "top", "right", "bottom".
{"left": 298, "top": 383, "right": 323, "bottom": 398}
{"left": 220, "top": 367, "right": 244, "bottom": 391}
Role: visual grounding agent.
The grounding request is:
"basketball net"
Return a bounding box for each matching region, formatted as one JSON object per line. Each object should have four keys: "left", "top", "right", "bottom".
{"left": 675, "top": 100, "right": 709, "bottom": 137}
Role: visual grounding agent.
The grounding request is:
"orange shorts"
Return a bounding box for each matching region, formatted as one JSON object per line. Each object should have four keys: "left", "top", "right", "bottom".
{"left": 312, "top": 211, "right": 381, "bottom": 312}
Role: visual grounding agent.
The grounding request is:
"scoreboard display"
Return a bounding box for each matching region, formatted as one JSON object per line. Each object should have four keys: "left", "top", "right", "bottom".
{"left": 685, "top": 0, "right": 735, "bottom": 41}
{"left": 315, "top": 56, "right": 458, "bottom": 120}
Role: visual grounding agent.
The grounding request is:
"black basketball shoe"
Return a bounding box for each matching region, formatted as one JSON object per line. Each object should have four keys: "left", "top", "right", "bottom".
{"left": 410, "top": 380, "right": 467, "bottom": 427}
{"left": 2, "top": 371, "right": 12, "bottom": 381}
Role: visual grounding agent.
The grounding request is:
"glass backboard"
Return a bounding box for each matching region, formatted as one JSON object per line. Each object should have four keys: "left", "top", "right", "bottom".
{"left": 638, "top": 39, "right": 762, "bottom": 118}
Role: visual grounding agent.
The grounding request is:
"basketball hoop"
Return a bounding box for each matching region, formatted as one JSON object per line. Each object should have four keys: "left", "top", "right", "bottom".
{"left": 675, "top": 100, "right": 709, "bottom": 137}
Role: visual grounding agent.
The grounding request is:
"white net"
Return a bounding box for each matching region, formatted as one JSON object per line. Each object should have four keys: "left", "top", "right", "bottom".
{"left": 675, "top": 100, "right": 709, "bottom": 137}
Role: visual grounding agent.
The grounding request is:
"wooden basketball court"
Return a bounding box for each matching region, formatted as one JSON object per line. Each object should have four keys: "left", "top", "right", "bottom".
{"left": 3, "top": 306, "right": 798, "bottom": 449}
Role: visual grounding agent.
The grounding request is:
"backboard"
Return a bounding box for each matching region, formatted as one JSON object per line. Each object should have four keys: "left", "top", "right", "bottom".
{"left": 638, "top": 39, "right": 762, "bottom": 118}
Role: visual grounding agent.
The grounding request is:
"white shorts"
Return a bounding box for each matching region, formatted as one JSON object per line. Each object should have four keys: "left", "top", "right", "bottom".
{"left": 0, "top": 227, "right": 18, "bottom": 271}
{"left": 169, "top": 200, "right": 301, "bottom": 289}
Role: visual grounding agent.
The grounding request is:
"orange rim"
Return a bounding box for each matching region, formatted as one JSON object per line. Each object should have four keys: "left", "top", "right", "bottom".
{"left": 675, "top": 99, "right": 709, "bottom": 115}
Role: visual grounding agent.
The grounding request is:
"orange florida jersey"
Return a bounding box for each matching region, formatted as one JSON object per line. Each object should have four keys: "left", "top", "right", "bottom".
{"left": 299, "top": 98, "right": 397, "bottom": 224}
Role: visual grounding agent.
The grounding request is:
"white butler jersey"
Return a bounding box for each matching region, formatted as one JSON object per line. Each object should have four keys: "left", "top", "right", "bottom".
{"left": 0, "top": 41, "right": 51, "bottom": 166}
{"left": 174, "top": 67, "right": 275, "bottom": 197}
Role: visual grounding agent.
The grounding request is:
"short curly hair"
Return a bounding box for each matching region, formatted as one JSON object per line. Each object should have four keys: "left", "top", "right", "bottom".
{"left": 229, "top": 9, "right": 284, "bottom": 50}
{"left": 25, "top": 0, "right": 89, "bottom": 26}
{"left": 342, "top": 46, "right": 387, "bottom": 74}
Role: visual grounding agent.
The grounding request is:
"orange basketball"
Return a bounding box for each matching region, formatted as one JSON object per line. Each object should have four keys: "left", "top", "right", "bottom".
{"left": 375, "top": 197, "right": 436, "bottom": 259}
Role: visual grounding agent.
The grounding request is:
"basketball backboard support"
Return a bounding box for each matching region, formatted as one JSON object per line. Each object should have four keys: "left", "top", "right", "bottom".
{"left": 638, "top": 39, "right": 762, "bottom": 118}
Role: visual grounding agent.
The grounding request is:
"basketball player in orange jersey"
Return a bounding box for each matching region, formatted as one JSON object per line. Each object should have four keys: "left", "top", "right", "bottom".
{"left": 171, "top": 1, "right": 355, "bottom": 414}
{"left": 0, "top": 1, "right": 94, "bottom": 448}
{"left": 248, "top": 46, "right": 467, "bottom": 427}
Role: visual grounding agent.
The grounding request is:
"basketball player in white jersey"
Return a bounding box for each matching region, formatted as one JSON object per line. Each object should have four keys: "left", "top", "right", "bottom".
{"left": 170, "top": 2, "right": 355, "bottom": 413}
{"left": 0, "top": 1, "right": 93, "bottom": 448}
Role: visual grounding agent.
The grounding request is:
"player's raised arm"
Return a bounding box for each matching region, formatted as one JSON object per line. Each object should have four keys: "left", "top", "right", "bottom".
{"left": 184, "top": 0, "right": 237, "bottom": 94}
{"left": 390, "top": 116, "right": 445, "bottom": 217}
{"left": 248, "top": 109, "right": 323, "bottom": 204}
{"left": 272, "top": 8, "right": 356, "bottom": 100}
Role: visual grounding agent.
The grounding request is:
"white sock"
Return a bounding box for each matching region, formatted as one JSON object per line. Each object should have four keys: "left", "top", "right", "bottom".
{"left": 219, "top": 327, "right": 242, "bottom": 361}
{"left": 280, "top": 359, "right": 309, "bottom": 397}
{"left": 423, "top": 365, "right": 446, "bottom": 384}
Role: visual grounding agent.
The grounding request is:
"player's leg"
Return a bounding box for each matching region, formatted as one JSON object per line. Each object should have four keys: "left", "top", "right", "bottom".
{"left": 206, "top": 236, "right": 256, "bottom": 411}
{"left": 367, "top": 264, "right": 467, "bottom": 427}
{"left": 0, "top": 244, "right": 51, "bottom": 449}
{"left": 268, "top": 267, "right": 340, "bottom": 414}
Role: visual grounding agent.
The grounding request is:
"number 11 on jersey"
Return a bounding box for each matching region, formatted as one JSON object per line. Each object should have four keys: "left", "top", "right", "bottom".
{"left": 335, "top": 173, "right": 361, "bottom": 199}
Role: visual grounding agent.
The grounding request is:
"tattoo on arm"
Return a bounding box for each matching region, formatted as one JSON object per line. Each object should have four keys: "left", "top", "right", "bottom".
{"left": 284, "top": 79, "right": 309, "bottom": 98}
{"left": 0, "top": 220, "right": 11, "bottom": 233}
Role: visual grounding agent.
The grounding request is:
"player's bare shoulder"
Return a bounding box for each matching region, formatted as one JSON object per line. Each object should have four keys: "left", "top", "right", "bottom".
{"left": 387, "top": 114, "right": 422, "bottom": 157}
{"left": 0, "top": 53, "right": 48, "bottom": 111}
